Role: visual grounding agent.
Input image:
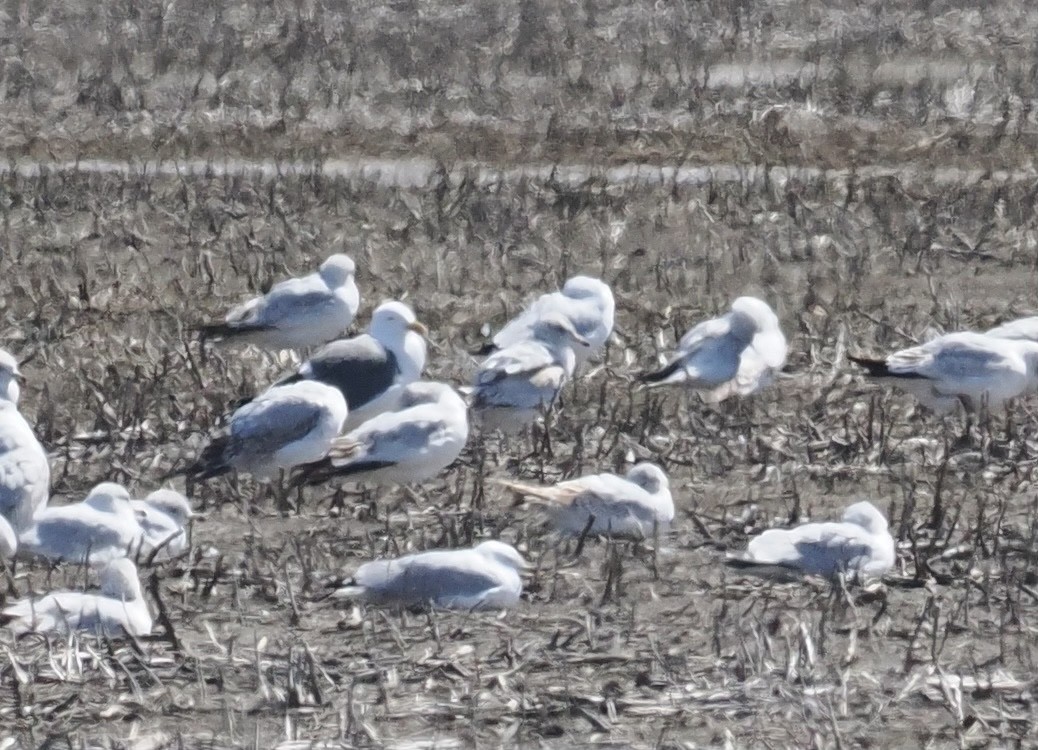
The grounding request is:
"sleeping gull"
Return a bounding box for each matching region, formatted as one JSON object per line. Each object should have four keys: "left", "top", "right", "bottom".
{"left": 132, "top": 489, "right": 194, "bottom": 560}
{"left": 472, "top": 313, "right": 591, "bottom": 432}
{"left": 20, "top": 482, "right": 143, "bottom": 565}
{"left": 181, "top": 380, "right": 348, "bottom": 481}
{"left": 987, "top": 315, "right": 1038, "bottom": 343}
{"left": 273, "top": 300, "right": 428, "bottom": 430}
{"left": 0, "top": 350, "right": 50, "bottom": 532}
{"left": 848, "top": 331, "right": 1038, "bottom": 413}
{"left": 482, "top": 276, "right": 615, "bottom": 366}
{"left": 295, "top": 381, "right": 468, "bottom": 487}
{"left": 640, "top": 297, "right": 787, "bottom": 402}
{"left": 3, "top": 558, "right": 152, "bottom": 637}
{"left": 198, "top": 253, "right": 360, "bottom": 351}
{"left": 334, "top": 540, "right": 527, "bottom": 611}
{"left": 727, "top": 501, "right": 895, "bottom": 580}
{"left": 498, "top": 463, "right": 673, "bottom": 539}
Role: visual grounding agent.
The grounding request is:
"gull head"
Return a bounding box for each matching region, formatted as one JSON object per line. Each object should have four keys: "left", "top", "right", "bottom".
{"left": 625, "top": 463, "right": 669, "bottom": 494}
{"left": 371, "top": 300, "right": 428, "bottom": 341}
{"left": 562, "top": 276, "right": 613, "bottom": 307}
{"left": 318, "top": 253, "right": 357, "bottom": 288}
{"left": 729, "top": 297, "right": 780, "bottom": 339}
{"left": 842, "top": 501, "right": 888, "bottom": 534}
{"left": 0, "top": 349, "right": 24, "bottom": 404}
{"left": 532, "top": 313, "right": 590, "bottom": 349}
{"left": 144, "top": 489, "right": 194, "bottom": 525}
{"left": 476, "top": 540, "right": 530, "bottom": 570}
{"left": 100, "top": 558, "right": 143, "bottom": 601}
{"left": 84, "top": 482, "right": 134, "bottom": 513}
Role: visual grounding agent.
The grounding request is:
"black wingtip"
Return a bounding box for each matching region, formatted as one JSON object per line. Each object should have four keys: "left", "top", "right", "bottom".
{"left": 639, "top": 359, "right": 682, "bottom": 385}
{"left": 469, "top": 341, "right": 498, "bottom": 357}
{"left": 847, "top": 354, "right": 894, "bottom": 377}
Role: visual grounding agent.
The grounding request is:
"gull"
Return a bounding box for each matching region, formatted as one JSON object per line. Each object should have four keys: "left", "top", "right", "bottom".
{"left": 472, "top": 313, "right": 591, "bottom": 432}
{"left": 182, "top": 380, "right": 348, "bottom": 481}
{"left": 987, "top": 315, "right": 1038, "bottom": 343}
{"left": 198, "top": 253, "right": 360, "bottom": 351}
{"left": 498, "top": 463, "right": 673, "bottom": 539}
{"left": 3, "top": 558, "right": 152, "bottom": 637}
{"left": 0, "top": 350, "right": 50, "bottom": 532}
{"left": 848, "top": 331, "right": 1038, "bottom": 414}
{"left": 132, "top": 489, "right": 194, "bottom": 560}
{"left": 333, "top": 540, "right": 527, "bottom": 611}
{"left": 482, "top": 276, "right": 615, "bottom": 366}
{"left": 727, "top": 501, "right": 895, "bottom": 580}
{"left": 19, "top": 482, "right": 143, "bottom": 565}
{"left": 640, "top": 297, "right": 787, "bottom": 402}
{"left": 272, "top": 300, "right": 428, "bottom": 431}
{"left": 295, "top": 381, "right": 468, "bottom": 487}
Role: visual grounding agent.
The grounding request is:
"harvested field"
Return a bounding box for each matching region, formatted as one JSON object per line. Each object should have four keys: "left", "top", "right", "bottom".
{"left": 3, "top": 0, "right": 1038, "bottom": 748}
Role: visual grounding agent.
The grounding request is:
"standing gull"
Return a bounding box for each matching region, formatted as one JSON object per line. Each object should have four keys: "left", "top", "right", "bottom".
{"left": 640, "top": 297, "right": 787, "bottom": 402}
{"left": 182, "top": 380, "right": 348, "bottom": 481}
{"left": 333, "top": 540, "right": 527, "bottom": 611}
{"left": 499, "top": 463, "right": 673, "bottom": 539}
{"left": 274, "top": 300, "right": 428, "bottom": 430}
{"left": 472, "top": 313, "right": 591, "bottom": 432}
{"left": 198, "top": 253, "right": 360, "bottom": 351}
{"left": 848, "top": 331, "right": 1038, "bottom": 413}
{"left": 3, "top": 558, "right": 152, "bottom": 637}
{"left": 727, "top": 501, "right": 895, "bottom": 580}
{"left": 0, "top": 350, "right": 50, "bottom": 532}
{"left": 20, "top": 482, "right": 143, "bottom": 565}
{"left": 483, "top": 276, "right": 615, "bottom": 366}
{"left": 132, "top": 489, "right": 194, "bottom": 560}
{"left": 295, "top": 381, "right": 468, "bottom": 487}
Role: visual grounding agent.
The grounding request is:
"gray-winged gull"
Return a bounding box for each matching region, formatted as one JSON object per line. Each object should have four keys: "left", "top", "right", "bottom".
{"left": 198, "top": 253, "right": 360, "bottom": 350}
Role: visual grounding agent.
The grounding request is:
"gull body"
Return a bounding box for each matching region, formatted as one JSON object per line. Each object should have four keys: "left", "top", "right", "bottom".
{"left": 987, "top": 315, "right": 1038, "bottom": 343}
{"left": 728, "top": 501, "right": 895, "bottom": 580}
{"left": 473, "top": 313, "right": 591, "bottom": 432}
{"left": 297, "top": 381, "right": 468, "bottom": 486}
{"left": 199, "top": 254, "right": 360, "bottom": 351}
{"left": 20, "top": 483, "right": 143, "bottom": 565}
{"left": 335, "top": 540, "right": 526, "bottom": 611}
{"left": 0, "top": 350, "right": 50, "bottom": 532}
{"left": 489, "top": 276, "right": 615, "bottom": 366}
{"left": 499, "top": 463, "right": 673, "bottom": 538}
{"left": 275, "top": 300, "right": 428, "bottom": 430}
{"left": 641, "top": 297, "right": 787, "bottom": 402}
{"left": 185, "top": 380, "right": 348, "bottom": 481}
{"left": 849, "top": 331, "right": 1038, "bottom": 413}
{"left": 3, "top": 558, "right": 152, "bottom": 637}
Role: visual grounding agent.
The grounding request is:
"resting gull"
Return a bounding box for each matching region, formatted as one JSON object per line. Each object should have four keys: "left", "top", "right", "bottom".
{"left": 274, "top": 300, "right": 427, "bottom": 430}
{"left": 295, "top": 381, "right": 468, "bottom": 487}
{"left": 132, "top": 489, "right": 194, "bottom": 560}
{"left": 499, "top": 462, "right": 673, "bottom": 539}
{"left": 641, "top": 297, "right": 787, "bottom": 402}
{"left": 0, "top": 349, "right": 50, "bottom": 532}
{"left": 334, "top": 540, "right": 527, "bottom": 611}
{"left": 3, "top": 558, "right": 152, "bottom": 637}
{"left": 727, "top": 501, "right": 895, "bottom": 580}
{"left": 198, "top": 253, "right": 360, "bottom": 351}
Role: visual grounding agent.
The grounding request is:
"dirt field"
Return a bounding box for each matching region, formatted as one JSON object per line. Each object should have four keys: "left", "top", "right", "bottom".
{"left": 3, "top": 0, "right": 1038, "bottom": 748}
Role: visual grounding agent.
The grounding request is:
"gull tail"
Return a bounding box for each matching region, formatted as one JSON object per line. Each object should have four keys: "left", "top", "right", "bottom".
{"left": 848, "top": 354, "right": 921, "bottom": 379}
{"left": 495, "top": 479, "right": 577, "bottom": 506}
{"left": 638, "top": 359, "right": 684, "bottom": 387}
{"left": 196, "top": 321, "right": 273, "bottom": 343}
{"left": 469, "top": 341, "right": 498, "bottom": 357}
{"left": 166, "top": 437, "right": 232, "bottom": 482}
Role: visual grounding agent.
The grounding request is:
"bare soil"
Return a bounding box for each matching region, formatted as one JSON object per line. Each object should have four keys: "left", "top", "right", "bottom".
{"left": 2, "top": 1, "right": 1038, "bottom": 748}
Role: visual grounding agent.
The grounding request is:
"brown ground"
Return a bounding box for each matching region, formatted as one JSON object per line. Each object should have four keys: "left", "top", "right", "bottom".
{"left": 2, "top": 0, "right": 1038, "bottom": 748}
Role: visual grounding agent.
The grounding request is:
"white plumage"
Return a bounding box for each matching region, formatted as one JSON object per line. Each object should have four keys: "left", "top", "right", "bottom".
{"left": 335, "top": 540, "right": 527, "bottom": 611}
{"left": 3, "top": 558, "right": 152, "bottom": 637}
{"left": 0, "top": 349, "right": 50, "bottom": 533}
{"left": 133, "top": 489, "right": 194, "bottom": 560}
{"left": 199, "top": 253, "right": 360, "bottom": 351}
{"left": 499, "top": 462, "right": 673, "bottom": 539}
{"left": 642, "top": 297, "right": 787, "bottom": 402}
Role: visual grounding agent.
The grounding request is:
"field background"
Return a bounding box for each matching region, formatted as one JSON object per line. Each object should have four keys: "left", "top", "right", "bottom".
{"left": 3, "top": 0, "right": 1038, "bottom": 748}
